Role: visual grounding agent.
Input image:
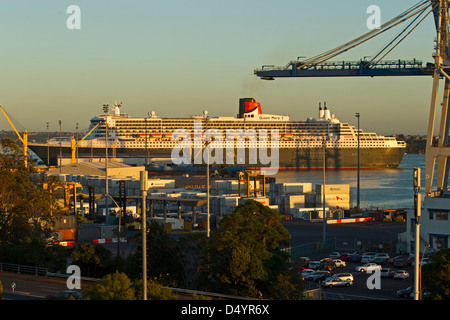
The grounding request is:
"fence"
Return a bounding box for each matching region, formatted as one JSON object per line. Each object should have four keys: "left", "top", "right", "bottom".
{"left": 282, "top": 238, "right": 336, "bottom": 261}
{"left": 0, "top": 263, "right": 47, "bottom": 276}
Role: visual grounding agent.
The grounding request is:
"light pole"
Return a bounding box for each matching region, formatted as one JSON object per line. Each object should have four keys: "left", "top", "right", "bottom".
{"left": 413, "top": 167, "right": 421, "bottom": 301}
{"left": 103, "top": 104, "right": 109, "bottom": 224}
{"left": 140, "top": 171, "right": 148, "bottom": 300}
{"left": 355, "top": 112, "right": 360, "bottom": 210}
{"left": 205, "top": 113, "right": 210, "bottom": 238}
{"left": 322, "top": 133, "right": 326, "bottom": 243}
{"left": 47, "top": 122, "right": 50, "bottom": 167}
{"left": 59, "top": 120, "right": 62, "bottom": 173}
{"left": 76, "top": 123, "right": 79, "bottom": 163}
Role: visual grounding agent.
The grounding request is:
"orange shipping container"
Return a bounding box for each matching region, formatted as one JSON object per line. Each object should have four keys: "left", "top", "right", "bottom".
{"left": 55, "top": 228, "right": 77, "bottom": 241}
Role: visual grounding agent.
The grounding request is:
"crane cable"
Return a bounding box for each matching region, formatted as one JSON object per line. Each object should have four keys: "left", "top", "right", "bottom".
{"left": 294, "top": 0, "right": 431, "bottom": 70}
{"left": 371, "top": 3, "right": 437, "bottom": 66}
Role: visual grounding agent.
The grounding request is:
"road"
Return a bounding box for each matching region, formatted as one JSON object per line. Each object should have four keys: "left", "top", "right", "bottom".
{"left": 0, "top": 271, "right": 92, "bottom": 300}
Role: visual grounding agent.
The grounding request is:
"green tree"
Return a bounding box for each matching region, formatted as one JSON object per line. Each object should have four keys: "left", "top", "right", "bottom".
{"left": 422, "top": 248, "right": 450, "bottom": 300}
{"left": 205, "top": 200, "right": 298, "bottom": 298}
{"left": 132, "top": 279, "right": 180, "bottom": 300}
{"left": 0, "top": 138, "right": 64, "bottom": 266}
{"left": 125, "top": 222, "right": 184, "bottom": 287}
{"left": 71, "top": 243, "right": 115, "bottom": 278}
{"left": 85, "top": 271, "right": 136, "bottom": 300}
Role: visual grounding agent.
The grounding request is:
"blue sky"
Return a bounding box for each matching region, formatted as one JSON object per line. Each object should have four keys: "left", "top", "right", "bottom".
{"left": 0, "top": 1, "right": 440, "bottom": 135}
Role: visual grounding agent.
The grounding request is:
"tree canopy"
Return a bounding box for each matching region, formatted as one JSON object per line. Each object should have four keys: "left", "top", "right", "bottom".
{"left": 204, "top": 200, "right": 299, "bottom": 298}
{"left": 422, "top": 248, "right": 450, "bottom": 300}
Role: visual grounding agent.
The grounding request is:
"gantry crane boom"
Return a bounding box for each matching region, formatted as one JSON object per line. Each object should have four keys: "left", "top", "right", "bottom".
{"left": 0, "top": 105, "right": 28, "bottom": 168}
{"left": 71, "top": 121, "right": 103, "bottom": 164}
{"left": 255, "top": 0, "right": 436, "bottom": 80}
{"left": 254, "top": 0, "right": 450, "bottom": 195}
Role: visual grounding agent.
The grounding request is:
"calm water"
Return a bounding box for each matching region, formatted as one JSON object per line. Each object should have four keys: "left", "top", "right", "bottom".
{"left": 274, "top": 153, "right": 426, "bottom": 210}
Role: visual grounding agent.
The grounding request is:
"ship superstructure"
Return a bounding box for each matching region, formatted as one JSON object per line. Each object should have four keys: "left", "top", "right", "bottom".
{"left": 29, "top": 98, "right": 405, "bottom": 169}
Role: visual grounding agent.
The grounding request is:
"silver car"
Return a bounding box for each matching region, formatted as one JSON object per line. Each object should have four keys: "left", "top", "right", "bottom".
{"left": 321, "top": 278, "right": 353, "bottom": 287}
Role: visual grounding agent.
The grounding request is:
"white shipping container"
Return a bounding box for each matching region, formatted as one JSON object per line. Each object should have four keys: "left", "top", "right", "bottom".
{"left": 316, "top": 184, "right": 350, "bottom": 195}
{"left": 282, "top": 182, "right": 312, "bottom": 194}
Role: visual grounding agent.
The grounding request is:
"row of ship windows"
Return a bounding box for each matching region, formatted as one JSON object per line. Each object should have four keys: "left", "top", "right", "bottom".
{"left": 94, "top": 142, "right": 390, "bottom": 147}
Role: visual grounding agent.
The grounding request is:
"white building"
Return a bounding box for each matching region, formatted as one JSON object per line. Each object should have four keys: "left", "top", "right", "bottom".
{"left": 405, "top": 192, "right": 450, "bottom": 254}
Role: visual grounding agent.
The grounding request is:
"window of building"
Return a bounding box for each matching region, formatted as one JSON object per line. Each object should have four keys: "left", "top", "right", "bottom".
{"left": 436, "top": 211, "right": 449, "bottom": 220}
{"left": 429, "top": 209, "right": 449, "bottom": 220}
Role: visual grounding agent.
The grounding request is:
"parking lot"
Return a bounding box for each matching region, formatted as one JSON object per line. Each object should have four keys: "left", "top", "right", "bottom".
{"left": 282, "top": 220, "right": 416, "bottom": 300}
{"left": 297, "top": 253, "right": 416, "bottom": 300}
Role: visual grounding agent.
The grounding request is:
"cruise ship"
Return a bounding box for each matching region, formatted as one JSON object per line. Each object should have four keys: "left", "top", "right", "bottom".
{"left": 29, "top": 98, "right": 406, "bottom": 170}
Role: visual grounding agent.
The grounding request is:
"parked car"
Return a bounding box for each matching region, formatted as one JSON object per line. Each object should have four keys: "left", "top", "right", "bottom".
{"left": 412, "top": 257, "right": 432, "bottom": 267}
{"left": 329, "top": 252, "right": 341, "bottom": 259}
{"left": 305, "top": 270, "right": 332, "bottom": 282}
{"left": 397, "top": 286, "right": 414, "bottom": 298}
{"left": 350, "top": 253, "right": 362, "bottom": 262}
{"left": 373, "top": 253, "right": 390, "bottom": 264}
{"left": 297, "top": 257, "right": 312, "bottom": 267}
{"left": 394, "top": 270, "right": 409, "bottom": 279}
{"left": 329, "top": 273, "right": 354, "bottom": 282}
{"left": 300, "top": 269, "right": 315, "bottom": 278}
{"left": 380, "top": 268, "right": 395, "bottom": 278}
{"left": 394, "top": 255, "right": 414, "bottom": 267}
{"left": 54, "top": 290, "right": 83, "bottom": 300}
{"left": 296, "top": 266, "right": 307, "bottom": 273}
{"left": 321, "top": 278, "right": 353, "bottom": 288}
{"left": 319, "top": 258, "right": 335, "bottom": 271}
{"left": 308, "top": 261, "right": 321, "bottom": 269}
{"left": 331, "top": 259, "right": 346, "bottom": 268}
{"left": 361, "top": 252, "right": 378, "bottom": 263}
{"left": 339, "top": 253, "right": 351, "bottom": 262}
{"left": 388, "top": 255, "right": 408, "bottom": 265}
{"left": 355, "top": 263, "right": 382, "bottom": 273}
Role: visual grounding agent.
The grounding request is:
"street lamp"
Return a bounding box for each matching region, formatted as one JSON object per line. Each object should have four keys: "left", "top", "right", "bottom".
{"left": 59, "top": 120, "right": 62, "bottom": 173}
{"left": 355, "top": 113, "right": 360, "bottom": 210}
{"left": 103, "top": 104, "right": 109, "bottom": 224}
{"left": 204, "top": 112, "right": 211, "bottom": 238}
{"left": 76, "top": 123, "right": 79, "bottom": 163}
{"left": 47, "top": 122, "right": 50, "bottom": 167}
{"left": 413, "top": 167, "right": 421, "bottom": 301}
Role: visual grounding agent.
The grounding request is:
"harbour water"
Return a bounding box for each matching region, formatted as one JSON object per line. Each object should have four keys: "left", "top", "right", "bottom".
{"left": 274, "top": 153, "right": 426, "bottom": 210}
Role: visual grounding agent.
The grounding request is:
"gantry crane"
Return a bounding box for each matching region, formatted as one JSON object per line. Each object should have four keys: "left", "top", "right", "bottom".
{"left": 0, "top": 105, "right": 28, "bottom": 168}
{"left": 255, "top": 0, "right": 450, "bottom": 195}
{"left": 71, "top": 121, "right": 103, "bottom": 164}
{"left": 255, "top": 1, "right": 436, "bottom": 80}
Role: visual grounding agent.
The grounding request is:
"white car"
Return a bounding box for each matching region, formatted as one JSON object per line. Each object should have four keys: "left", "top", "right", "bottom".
{"left": 308, "top": 261, "right": 321, "bottom": 269}
{"left": 394, "top": 270, "right": 409, "bottom": 279}
{"left": 329, "top": 273, "right": 354, "bottom": 282}
{"left": 328, "top": 252, "right": 341, "bottom": 259}
{"left": 321, "top": 278, "right": 353, "bottom": 288}
{"left": 361, "top": 252, "right": 378, "bottom": 263}
{"left": 301, "top": 269, "right": 315, "bottom": 278}
{"left": 355, "top": 263, "right": 382, "bottom": 272}
{"left": 332, "top": 259, "right": 346, "bottom": 268}
{"left": 373, "top": 253, "right": 390, "bottom": 264}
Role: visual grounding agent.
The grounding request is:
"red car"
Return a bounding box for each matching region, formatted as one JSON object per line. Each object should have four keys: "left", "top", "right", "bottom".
{"left": 388, "top": 255, "right": 408, "bottom": 265}
{"left": 339, "top": 253, "right": 351, "bottom": 262}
